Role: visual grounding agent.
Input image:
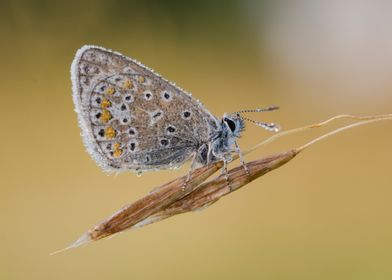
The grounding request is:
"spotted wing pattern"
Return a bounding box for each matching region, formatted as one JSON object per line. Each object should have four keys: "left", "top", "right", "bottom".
{"left": 71, "top": 45, "right": 219, "bottom": 172}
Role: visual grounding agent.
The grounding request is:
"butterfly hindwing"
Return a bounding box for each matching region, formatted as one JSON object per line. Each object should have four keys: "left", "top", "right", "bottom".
{"left": 71, "top": 45, "right": 219, "bottom": 173}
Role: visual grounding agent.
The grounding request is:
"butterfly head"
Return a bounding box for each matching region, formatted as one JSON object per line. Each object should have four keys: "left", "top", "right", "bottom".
{"left": 222, "top": 113, "right": 245, "bottom": 138}
{"left": 221, "top": 105, "right": 280, "bottom": 138}
{"left": 205, "top": 106, "right": 280, "bottom": 164}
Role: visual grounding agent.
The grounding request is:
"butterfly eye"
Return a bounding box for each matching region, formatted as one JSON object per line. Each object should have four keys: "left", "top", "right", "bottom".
{"left": 98, "top": 129, "right": 105, "bottom": 137}
{"left": 149, "top": 110, "right": 163, "bottom": 125}
{"left": 129, "top": 141, "right": 138, "bottom": 152}
{"left": 182, "top": 111, "right": 191, "bottom": 119}
{"left": 159, "top": 138, "right": 170, "bottom": 147}
{"left": 129, "top": 128, "right": 136, "bottom": 135}
{"left": 161, "top": 91, "right": 172, "bottom": 101}
{"left": 144, "top": 92, "right": 153, "bottom": 100}
{"left": 166, "top": 125, "right": 176, "bottom": 133}
{"left": 224, "top": 118, "right": 236, "bottom": 132}
{"left": 153, "top": 111, "right": 162, "bottom": 118}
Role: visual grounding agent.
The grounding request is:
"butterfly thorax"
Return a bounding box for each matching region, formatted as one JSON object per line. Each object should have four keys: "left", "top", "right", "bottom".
{"left": 196, "top": 114, "right": 245, "bottom": 165}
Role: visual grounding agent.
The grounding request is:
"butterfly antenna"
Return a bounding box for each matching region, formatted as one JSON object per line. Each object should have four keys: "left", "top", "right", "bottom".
{"left": 233, "top": 105, "right": 279, "bottom": 115}
{"left": 231, "top": 105, "right": 280, "bottom": 132}
{"left": 241, "top": 116, "right": 280, "bottom": 132}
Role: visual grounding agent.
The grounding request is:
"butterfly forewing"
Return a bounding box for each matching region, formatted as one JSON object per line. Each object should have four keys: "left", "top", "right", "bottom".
{"left": 71, "top": 45, "right": 219, "bottom": 172}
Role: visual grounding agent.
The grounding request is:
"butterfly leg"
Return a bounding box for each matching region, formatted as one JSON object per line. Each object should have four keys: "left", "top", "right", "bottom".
{"left": 221, "top": 157, "right": 236, "bottom": 191}
{"left": 222, "top": 158, "right": 229, "bottom": 181}
{"left": 211, "top": 148, "right": 231, "bottom": 187}
{"left": 215, "top": 152, "right": 231, "bottom": 186}
{"left": 206, "top": 143, "right": 213, "bottom": 165}
{"left": 183, "top": 152, "right": 198, "bottom": 191}
{"left": 234, "top": 141, "right": 249, "bottom": 175}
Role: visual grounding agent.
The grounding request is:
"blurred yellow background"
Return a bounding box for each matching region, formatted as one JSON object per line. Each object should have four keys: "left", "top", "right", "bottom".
{"left": 1, "top": 1, "right": 391, "bottom": 279}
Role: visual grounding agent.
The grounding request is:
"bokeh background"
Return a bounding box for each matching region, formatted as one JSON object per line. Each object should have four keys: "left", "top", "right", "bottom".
{"left": 1, "top": 0, "right": 391, "bottom": 279}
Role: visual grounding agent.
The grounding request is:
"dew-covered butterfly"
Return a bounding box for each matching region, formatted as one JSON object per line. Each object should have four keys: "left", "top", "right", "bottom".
{"left": 71, "top": 45, "right": 279, "bottom": 180}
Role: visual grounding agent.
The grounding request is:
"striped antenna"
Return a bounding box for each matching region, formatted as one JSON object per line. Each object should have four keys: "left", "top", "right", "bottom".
{"left": 241, "top": 116, "right": 280, "bottom": 132}
{"left": 233, "top": 105, "right": 279, "bottom": 115}
{"left": 231, "top": 105, "right": 280, "bottom": 132}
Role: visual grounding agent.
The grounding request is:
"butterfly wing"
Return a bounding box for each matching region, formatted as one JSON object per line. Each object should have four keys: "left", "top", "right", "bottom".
{"left": 71, "top": 45, "right": 219, "bottom": 173}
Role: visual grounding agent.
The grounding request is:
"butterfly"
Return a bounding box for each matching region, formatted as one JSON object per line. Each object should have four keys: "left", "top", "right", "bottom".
{"left": 71, "top": 45, "right": 279, "bottom": 180}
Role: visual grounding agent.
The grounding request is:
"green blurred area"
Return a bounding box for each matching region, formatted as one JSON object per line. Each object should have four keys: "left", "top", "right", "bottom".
{"left": 0, "top": 0, "right": 261, "bottom": 59}
{"left": 1, "top": 1, "right": 391, "bottom": 280}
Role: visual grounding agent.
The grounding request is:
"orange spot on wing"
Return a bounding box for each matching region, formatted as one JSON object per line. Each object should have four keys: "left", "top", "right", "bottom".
{"left": 106, "top": 87, "right": 115, "bottom": 95}
{"left": 113, "top": 149, "right": 122, "bottom": 157}
{"left": 138, "top": 76, "right": 145, "bottom": 83}
{"left": 105, "top": 127, "right": 116, "bottom": 139}
{"left": 101, "top": 110, "right": 112, "bottom": 123}
{"left": 101, "top": 98, "right": 111, "bottom": 109}
{"left": 123, "top": 79, "right": 133, "bottom": 90}
{"left": 113, "top": 143, "right": 122, "bottom": 157}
